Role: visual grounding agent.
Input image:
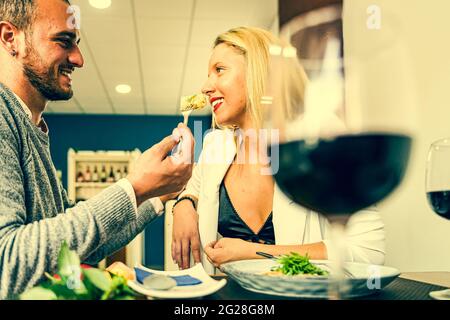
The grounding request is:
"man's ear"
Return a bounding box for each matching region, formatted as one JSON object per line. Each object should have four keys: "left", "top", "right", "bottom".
{"left": 0, "top": 21, "right": 18, "bottom": 56}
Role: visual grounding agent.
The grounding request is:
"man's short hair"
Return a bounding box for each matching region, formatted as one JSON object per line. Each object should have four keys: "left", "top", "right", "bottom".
{"left": 0, "top": 0, "right": 70, "bottom": 31}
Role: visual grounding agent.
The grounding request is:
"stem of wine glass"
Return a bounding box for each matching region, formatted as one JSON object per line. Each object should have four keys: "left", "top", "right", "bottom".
{"left": 328, "top": 218, "right": 350, "bottom": 300}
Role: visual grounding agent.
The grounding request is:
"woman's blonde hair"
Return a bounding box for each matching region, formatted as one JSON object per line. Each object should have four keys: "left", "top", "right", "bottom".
{"left": 212, "top": 26, "right": 308, "bottom": 129}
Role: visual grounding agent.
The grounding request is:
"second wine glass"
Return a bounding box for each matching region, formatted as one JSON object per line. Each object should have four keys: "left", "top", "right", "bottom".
{"left": 425, "top": 138, "right": 450, "bottom": 300}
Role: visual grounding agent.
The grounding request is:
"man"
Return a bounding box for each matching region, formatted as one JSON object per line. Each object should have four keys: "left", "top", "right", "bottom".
{"left": 0, "top": 0, "right": 194, "bottom": 299}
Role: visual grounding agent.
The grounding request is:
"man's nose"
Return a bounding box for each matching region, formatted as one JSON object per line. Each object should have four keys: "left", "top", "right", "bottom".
{"left": 69, "top": 46, "right": 84, "bottom": 68}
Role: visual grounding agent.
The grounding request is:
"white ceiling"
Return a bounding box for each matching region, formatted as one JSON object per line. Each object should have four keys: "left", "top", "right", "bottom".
{"left": 46, "top": 0, "right": 278, "bottom": 116}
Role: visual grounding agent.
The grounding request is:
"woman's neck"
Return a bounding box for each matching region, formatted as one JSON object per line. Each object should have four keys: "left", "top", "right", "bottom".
{"left": 234, "top": 126, "right": 272, "bottom": 168}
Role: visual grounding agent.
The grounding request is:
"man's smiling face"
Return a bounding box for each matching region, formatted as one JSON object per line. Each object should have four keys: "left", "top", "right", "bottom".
{"left": 22, "top": 0, "right": 84, "bottom": 101}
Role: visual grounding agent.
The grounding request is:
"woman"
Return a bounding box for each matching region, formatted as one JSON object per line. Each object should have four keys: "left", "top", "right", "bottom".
{"left": 171, "top": 26, "right": 385, "bottom": 274}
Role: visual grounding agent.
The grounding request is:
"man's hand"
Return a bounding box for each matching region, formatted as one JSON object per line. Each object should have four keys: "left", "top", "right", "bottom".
{"left": 127, "top": 123, "right": 194, "bottom": 206}
{"left": 171, "top": 199, "right": 201, "bottom": 269}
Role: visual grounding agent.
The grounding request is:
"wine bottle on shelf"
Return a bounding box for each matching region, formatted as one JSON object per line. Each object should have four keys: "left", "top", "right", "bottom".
{"left": 114, "top": 166, "right": 122, "bottom": 182}
{"left": 107, "top": 166, "right": 115, "bottom": 183}
{"left": 76, "top": 170, "right": 84, "bottom": 183}
{"left": 84, "top": 166, "right": 91, "bottom": 182}
{"left": 122, "top": 165, "right": 128, "bottom": 179}
{"left": 92, "top": 165, "right": 99, "bottom": 183}
{"left": 100, "top": 165, "right": 107, "bottom": 183}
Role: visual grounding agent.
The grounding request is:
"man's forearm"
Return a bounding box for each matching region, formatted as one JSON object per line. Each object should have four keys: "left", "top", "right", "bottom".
{"left": 84, "top": 197, "right": 162, "bottom": 265}
{"left": 0, "top": 185, "right": 141, "bottom": 299}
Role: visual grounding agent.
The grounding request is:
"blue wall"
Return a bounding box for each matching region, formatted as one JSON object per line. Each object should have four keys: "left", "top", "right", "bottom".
{"left": 45, "top": 113, "right": 211, "bottom": 269}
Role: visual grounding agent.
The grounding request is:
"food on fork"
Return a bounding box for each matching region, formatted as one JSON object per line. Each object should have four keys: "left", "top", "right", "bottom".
{"left": 180, "top": 93, "right": 207, "bottom": 112}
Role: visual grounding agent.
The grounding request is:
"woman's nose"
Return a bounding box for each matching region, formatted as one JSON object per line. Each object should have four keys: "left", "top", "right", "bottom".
{"left": 201, "top": 78, "right": 215, "bottom": 96}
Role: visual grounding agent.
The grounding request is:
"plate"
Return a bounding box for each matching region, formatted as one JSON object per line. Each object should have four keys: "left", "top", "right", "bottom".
{"left": 128, "top": 263, "right": 227, "bottom": 299}
{"left": 429, "top": 289, "right": 450, "bottom": 300}
{"left": 220, "top": 259, "right": 400, "bottom": 299}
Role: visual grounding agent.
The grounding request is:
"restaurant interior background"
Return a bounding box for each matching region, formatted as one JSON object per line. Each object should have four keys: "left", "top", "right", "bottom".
{"left": 44, "top": 0, "right": 450, "bottom": 272}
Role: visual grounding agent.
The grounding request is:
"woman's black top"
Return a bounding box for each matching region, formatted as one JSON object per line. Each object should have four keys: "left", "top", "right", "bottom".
{"left": 218, "top": 181, "right": 275, "bottom": 244}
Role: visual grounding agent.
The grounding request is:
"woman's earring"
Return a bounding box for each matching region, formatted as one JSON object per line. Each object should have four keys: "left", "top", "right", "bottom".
{"left": 11, "top": 50, "right": 17, "bottom": 57}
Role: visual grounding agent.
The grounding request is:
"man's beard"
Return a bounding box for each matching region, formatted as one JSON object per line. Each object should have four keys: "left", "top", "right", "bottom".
{"left": 22, "top": 42, "right": 73, "bottom": 101}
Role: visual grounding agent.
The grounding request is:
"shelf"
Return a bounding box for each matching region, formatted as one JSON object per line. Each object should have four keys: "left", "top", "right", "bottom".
{"left": 75, "top": 182, "right": 115, "bottom": 188}
{"left": 74, "top": 157, "right": 130, "bottom": 162}
{"left": 68, "top": 149, "right": 144, "bottom": 267}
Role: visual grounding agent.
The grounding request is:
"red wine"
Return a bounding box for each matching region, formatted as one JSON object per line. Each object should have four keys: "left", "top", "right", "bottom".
{"left": 272, "top": 133, "right": 412, "bottom": 215}
{"left": 427, "top": 191, "right": 450, "bottom": 220}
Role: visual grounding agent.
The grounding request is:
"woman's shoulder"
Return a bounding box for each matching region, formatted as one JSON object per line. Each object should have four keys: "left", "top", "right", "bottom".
{"left": 202, "top": 128, "right": 236, "bottom": 148}
{"left": 203, "top": 128, "right": 234, "bottom": 140}
{"left": 198, "top": 129, "right": 237, "bottom": 164}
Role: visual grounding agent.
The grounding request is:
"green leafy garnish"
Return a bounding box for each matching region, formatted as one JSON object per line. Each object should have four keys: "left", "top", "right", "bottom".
{"left": 271, "top": 252, "right": 329, "bottom": 276}
{"left": 19, "top": 241, "right": 136, "bottom": 300}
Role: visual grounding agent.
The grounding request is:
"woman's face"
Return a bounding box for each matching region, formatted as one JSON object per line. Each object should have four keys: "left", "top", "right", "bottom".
{"left": 202, "top": 43, "right": 249, "bottom": 128}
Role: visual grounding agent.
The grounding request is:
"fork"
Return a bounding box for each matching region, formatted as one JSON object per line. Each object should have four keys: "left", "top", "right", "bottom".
{"left": 172, "top": 110, "right": 192, "bottom": 156}
{"left": 182, "top": 110, "right": 192, "bottom": 126}
{"left": 256, "top": 252, "right": 278, "bottom": 260}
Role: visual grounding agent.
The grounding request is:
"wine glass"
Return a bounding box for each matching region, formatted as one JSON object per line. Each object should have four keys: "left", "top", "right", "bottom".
{"left": 426, "top": 138, "right": 450, "bottom": 299}
{"left": 263, "top": 5, "right": 415, "bottom": 299}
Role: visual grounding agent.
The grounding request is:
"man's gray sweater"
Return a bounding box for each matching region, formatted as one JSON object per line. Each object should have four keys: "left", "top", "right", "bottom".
{"left": 0, "top": 83, "right": 160, "bottom": 299}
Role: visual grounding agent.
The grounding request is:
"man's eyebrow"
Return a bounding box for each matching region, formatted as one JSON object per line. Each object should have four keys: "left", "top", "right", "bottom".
{"left": 52, "top": 31, "right": 81, "bottom": 44}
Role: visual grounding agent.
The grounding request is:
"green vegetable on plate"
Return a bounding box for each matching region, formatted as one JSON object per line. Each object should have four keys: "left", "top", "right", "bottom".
{"left": 270, "top": 252, "right": 329, "bottom": 276}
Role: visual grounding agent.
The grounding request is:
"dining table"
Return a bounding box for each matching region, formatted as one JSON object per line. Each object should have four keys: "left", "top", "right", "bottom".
{"left": 201, "top": 272, "right": 450, "bottom": 300}
{"left": 129, "top": 271, "right": 449, "bottom": 320}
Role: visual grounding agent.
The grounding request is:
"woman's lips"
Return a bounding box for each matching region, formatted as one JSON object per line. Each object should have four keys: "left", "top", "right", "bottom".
{"left": 213, "top": 101, "right": 223, "bottom": 113}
